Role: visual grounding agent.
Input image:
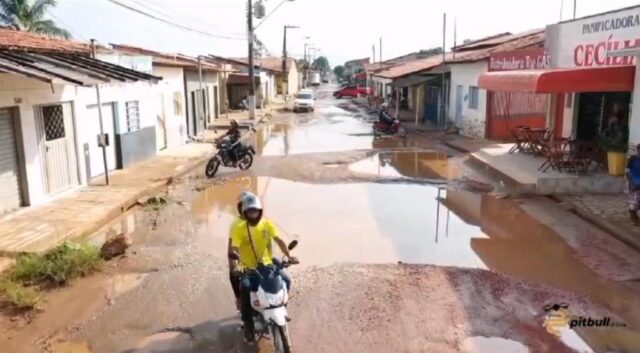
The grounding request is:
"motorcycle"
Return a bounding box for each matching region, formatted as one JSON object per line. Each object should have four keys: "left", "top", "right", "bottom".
{"left": 231, "top": 240, "right": 299, "bottom": 353}
{"left": 373, "top": 115, "right": 408, "bottom": 137}
{"left": 205, "top": 136, "right": 256, "bottom": 178}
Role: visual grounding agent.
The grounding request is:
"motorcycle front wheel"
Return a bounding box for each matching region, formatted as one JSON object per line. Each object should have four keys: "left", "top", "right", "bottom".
{"left": 205, "top": 157, "right": 221, "bottom": 178}
{"left": 270, "top": 324, "right": 291, "bottom": 353}
{"left": 397, "top": 126, "right": 408, "bottom": 138}
{"left": 372, "top": 125, "right": 381, "bottom": 137}
{"left": 237, "top": 153, "right": 254, "bottom": 171}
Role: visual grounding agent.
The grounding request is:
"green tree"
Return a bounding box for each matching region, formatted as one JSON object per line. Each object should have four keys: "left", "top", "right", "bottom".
{"left": 312, "top": 56, "right": 330, "bottom": 72}
{"left": 0, "top": 0, "right": 71, "bottom": 39}
{"left": 333, "top": 65, "right": 346, "bottom": 79}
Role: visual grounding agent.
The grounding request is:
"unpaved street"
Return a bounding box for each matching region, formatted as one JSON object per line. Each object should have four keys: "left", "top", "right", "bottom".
{"left": 2, "top": 85, "right": 640, "bottom": 353}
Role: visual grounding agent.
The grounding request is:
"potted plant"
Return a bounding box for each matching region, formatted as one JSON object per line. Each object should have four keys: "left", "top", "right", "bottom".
{"left": 600, "top": 126, "right": 628, "bottom": 176}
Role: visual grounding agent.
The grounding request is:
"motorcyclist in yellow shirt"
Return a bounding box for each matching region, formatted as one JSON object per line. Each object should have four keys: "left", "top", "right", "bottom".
{"left": 230, "top": 194, "right": 298, "bottom": 343}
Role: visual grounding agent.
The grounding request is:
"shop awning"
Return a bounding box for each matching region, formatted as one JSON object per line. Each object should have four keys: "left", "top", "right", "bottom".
{"left": 478, "top": 66, "right": 635, "bottom": 93}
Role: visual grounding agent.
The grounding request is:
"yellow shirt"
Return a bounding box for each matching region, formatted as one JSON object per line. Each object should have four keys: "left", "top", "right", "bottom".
{"left": 231, "top": 219, "right": 279, "bottom": 270}
{"left": 229, "top": 217, "right": 243, "bottom": 239}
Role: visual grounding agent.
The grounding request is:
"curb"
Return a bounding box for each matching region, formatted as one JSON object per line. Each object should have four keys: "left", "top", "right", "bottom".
{"left": 549, "top": 195, "right": 640, "bottom": 253}
{"left": 441, "top": 138, "right": 472, "bottom": 153}
{"left": 9, "top": 151, "right": 214, "bottom": 256}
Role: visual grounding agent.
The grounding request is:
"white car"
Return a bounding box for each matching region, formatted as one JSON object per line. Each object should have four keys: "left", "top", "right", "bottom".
{"left": 293, "top": 91, "right": 315, "bottom": 112}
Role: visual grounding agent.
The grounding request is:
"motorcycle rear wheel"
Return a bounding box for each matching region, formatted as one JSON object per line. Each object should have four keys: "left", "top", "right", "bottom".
{"left": 270, "top": 324, "right": 291, "bottom": 353}
{"left": 205, "top": 157, "right": 221, "bottom": 178}
{"left": 237, "top": 153, "right": 254, "bottom": 171}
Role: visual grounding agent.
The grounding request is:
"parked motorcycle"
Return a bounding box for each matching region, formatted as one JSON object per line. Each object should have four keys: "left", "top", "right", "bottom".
{"left": 231, "top": 240, "right": 299, "bottom": 353}
{"left": 205, "top": 136, "right": 256, "bottom": 178}
{"left": 373, "top": 115, "right": 408, "bottom": 137}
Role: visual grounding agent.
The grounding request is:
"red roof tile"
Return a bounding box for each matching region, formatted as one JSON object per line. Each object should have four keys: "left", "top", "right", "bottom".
{"left": 111, "top": 44, "right": 220, "bottom": 70}
{"left": 0, "top": 27, "right": 90, "bottom": 53}
{"left": 373, "top": 29, "right": 544, "bottom": 79}
{"left": 230, "top": 57, "right": 295, "bottom": 74}
{"left": 373, "top": 53, "right": 453, "bottom": 79}
{"left": 447, "top": 30, "right": 544, "bottom": 63}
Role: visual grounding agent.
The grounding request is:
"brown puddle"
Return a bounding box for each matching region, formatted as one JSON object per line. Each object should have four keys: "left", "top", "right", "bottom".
{"left": 192, "top": 177, "right": 487, "bottom": 268}
{"left": 189, "top": 177, "right": 640, "bottom": 352}
{"left": 258, "top": 109, "right": 377, "bottom": 156}
{"left": 348, "top": 151, "right": 458, "bottom": 180}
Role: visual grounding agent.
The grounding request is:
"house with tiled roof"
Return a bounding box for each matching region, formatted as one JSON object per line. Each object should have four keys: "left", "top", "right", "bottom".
{"left": 208, "top": 56, "right": 300, "bottom": 108}
{"left": 0, "top": 28, "right": 163, "bottom": 214}
{"left": 446, "top": 29, "right": 545, "bottom": 138}
{"left": 111, "top": 44, "right": 228, "bottom": 140}
{"left": 369, "top": 28, "right": 545, "bottom": 130}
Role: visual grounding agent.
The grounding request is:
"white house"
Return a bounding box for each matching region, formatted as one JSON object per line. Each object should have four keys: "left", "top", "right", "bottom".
{"left": 0, "top": 30, "right": 159, "bottom": 214}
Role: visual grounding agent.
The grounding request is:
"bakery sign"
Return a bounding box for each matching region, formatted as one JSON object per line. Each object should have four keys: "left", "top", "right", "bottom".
{"left": 488, "top": 48, "right": 550, "bottom": 72}
{"left": 551, "top": 6, "right": 640, "bottom": 68}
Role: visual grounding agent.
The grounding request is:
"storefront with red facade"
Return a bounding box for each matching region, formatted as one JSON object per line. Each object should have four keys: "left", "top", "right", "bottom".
{"left": 484, "top": 48, "right": 551, "bottom": 139}
{"left": 480, "top": 5, "right": 638, "bottom": 144}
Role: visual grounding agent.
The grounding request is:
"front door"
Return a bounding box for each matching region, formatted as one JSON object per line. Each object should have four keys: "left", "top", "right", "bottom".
{"left": 455, "top": 85, "right": 463, "bottom": 127}
{"left": 39, "top": 103, "right": 79, "bottom": 194}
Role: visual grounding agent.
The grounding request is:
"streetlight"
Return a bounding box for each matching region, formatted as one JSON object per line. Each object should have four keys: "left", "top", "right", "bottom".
{"left": 247, "top": 0, "right": 295, "bottom": 121}
{"left": 283, "top": 24, "right": 299, "bottom": 96}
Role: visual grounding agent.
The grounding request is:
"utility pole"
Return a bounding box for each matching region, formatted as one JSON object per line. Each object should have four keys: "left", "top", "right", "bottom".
{"left": 573, "top": 0, "right": 577, "bottom": 19}
{"left": 282, "top": 25, "right": 299, "bottom": 96}
{"left": 441, "top": 13, "right": 447, "bottom": 129}
{"left": 90, "top": 39, "right": 109, "bottom": 186}
{"left": 197, "top": 56, "right": 206, "bottom": 134}
{"left": 453, "top": 17, "right": 457, "bottom": 59}
{"left": 379, "top": 37, "right": 382, "bottom": 62}
{"left": 372, "top": 44, "right": 376, "bottom": 63}
{"left": 247, "top": 0, "right": 256, "bottom": 120}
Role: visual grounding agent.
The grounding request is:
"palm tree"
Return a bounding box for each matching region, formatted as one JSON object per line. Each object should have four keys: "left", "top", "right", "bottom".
{"left": 0, "top": 0, "right": 71, "bottom": 39}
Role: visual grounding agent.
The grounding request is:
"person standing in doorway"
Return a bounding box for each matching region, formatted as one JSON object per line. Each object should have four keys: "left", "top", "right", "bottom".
{"left": 626, "top": 144, "right": 640, "bottom": 225}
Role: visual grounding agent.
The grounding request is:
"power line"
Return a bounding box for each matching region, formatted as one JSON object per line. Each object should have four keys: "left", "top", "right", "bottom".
{"left": 129, "top": 0, "right": 245, "bottom": 37}
{"left": 104, "top": 0, "right": 246, "bottom": 40}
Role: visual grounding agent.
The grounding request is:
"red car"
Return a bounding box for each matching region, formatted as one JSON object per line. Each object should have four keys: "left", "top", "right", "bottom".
{"left": 333, "top": 85, "right": 371, "bottom": 99}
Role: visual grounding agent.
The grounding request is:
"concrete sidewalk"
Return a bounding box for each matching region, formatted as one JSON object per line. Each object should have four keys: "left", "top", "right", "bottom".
{"left": 440, "top": 134, "right": 498, "bottom": 153}
{"left": 0, "top": 142, "right": 216, "bottom": 255}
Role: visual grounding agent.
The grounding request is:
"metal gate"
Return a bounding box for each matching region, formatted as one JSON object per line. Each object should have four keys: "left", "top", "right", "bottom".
{"left": 0, "top": 108, "right": 23, "bottom": 213}
{"left": 455, "top": 85, "right": 463, "bottom": 127}
{"left": 86, "top": 103, "right": 116, "bottom": 178}
{"left": 37, "top": 103, "right": 79, "bottom": 194}
{"left": 157, "top": 93, "right": 167, "bottom": 151}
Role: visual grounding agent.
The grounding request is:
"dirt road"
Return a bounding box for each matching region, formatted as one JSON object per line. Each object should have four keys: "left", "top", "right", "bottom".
{"left": 2, "top": 84, "right": 640, "bottom": 353}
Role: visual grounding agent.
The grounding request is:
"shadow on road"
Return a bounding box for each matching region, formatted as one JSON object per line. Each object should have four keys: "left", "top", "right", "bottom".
{"left": 122, "top": 316, "right": 258, "bottom": 353}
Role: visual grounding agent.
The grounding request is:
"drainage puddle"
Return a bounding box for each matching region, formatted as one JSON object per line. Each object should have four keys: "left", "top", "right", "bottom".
{"left": 348, "top": 151, "right": 458, "bottom": 180}
{"left": 192, "top": 177, "right": 487, "bottom": 268}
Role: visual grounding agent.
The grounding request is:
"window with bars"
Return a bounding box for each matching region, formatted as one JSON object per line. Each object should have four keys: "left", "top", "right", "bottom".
{"left": 125, "top": 100, "right": 140, "bottom": 133}
{"left": 468, "top": 86, "right": 479, "bottom": 110}
{"left": 42, "top": 105, "right": 65, "bottom": 141}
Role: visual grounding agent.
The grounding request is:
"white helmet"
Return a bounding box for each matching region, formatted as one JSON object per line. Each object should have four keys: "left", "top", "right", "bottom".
{"left": 381, "top": 103, "right": 388, "bottom": 108}
{"left": 242, "top": 194, "right": 263, "bottom": 213}
{"left": 237, "top": 191, "right": 254, "bottom": 204}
